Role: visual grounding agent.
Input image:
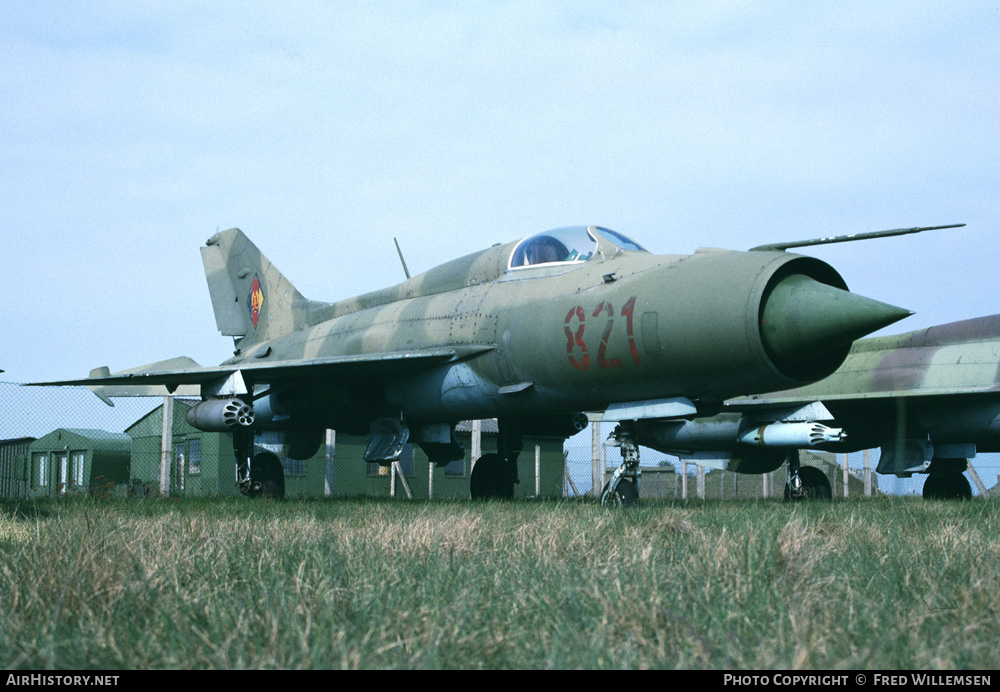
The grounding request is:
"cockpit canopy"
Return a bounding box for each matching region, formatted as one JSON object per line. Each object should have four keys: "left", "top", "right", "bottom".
{"left": 508, "top": 226, "right": 645, "bottom": 270}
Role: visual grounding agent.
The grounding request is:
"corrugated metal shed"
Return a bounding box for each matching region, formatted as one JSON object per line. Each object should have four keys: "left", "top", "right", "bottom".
{"left": 1, "top": 437, "right": 36, "bottom": 499}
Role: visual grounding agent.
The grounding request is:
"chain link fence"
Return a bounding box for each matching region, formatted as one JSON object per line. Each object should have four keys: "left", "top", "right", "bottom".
{"left": 0, "top": 382, "right": 563, "bottom": 500}
{"left": 4, "top": 381, "right": 998, "bottom": 500}
{"left": 564, "top": 421, "right": 1000, "bottom": 500}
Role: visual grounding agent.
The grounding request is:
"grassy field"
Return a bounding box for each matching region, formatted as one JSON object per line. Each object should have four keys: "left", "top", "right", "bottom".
{"left": 1, "top": 495, "right": 997, "bottom": 670}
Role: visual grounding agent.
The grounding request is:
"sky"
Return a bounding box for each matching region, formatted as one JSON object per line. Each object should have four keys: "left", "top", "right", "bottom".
{"left": 3, "top": 1, "right": 999, "bottom": 384}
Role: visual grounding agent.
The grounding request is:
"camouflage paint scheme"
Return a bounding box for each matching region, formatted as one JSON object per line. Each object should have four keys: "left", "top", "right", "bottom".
{"left": 37, "top": 225, "right": 911, "bottom": 497}
{"left": 634, "top": 314, "right": 1000, "bottom": 493}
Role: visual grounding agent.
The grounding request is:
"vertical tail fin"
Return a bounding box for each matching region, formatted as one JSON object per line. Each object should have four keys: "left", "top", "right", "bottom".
{"left": 200, "top": 228, "right": 311, "bottom": 348}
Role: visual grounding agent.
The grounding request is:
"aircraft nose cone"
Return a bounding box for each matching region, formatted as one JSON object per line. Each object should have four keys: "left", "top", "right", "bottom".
{"left": 761, "top": 274, "right": 911, "bottom": 378}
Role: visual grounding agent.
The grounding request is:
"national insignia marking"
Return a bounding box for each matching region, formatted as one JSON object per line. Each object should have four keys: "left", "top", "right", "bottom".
{"left": 248, "top": 275, "right": 264, "bottom": 328}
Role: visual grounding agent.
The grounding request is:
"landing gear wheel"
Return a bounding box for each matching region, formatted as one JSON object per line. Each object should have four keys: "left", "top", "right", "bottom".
{"left": 784, "top": 465, "right": 832, "bottom": 501}
{"left": 923, "top": 472, "right": 971, "bottom": 500}
{"left": 470, "top": 453, "right": 514, "bottom": 500}
{"left": 601, "top": 479, "right": 638, "bottom": 508}
{"left": 246, "top": 452, "right": 285, "bottom": 499}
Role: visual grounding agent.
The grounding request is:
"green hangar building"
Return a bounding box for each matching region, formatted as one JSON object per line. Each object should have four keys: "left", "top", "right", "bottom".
{"left": 25, "top": 429, "right": 130, "bottom": 497}
{"left": 127, "top": 401, "right": 567, "bottom": 499}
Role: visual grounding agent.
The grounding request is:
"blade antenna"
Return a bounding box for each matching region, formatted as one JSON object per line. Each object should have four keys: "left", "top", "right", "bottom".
{"left": 394, "top": 237, "right": 411, "bottom": 280}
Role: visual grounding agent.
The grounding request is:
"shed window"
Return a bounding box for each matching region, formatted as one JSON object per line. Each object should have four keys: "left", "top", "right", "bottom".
{"left": 35, "top": 454, "right": 47, "bottom": 488}
{"left": 72, "top": 452, "right": 85, "bottom": 488}
{"left": 188, "top": 438, "right": 201, "bottom": 475}
{"left": 57, "top": 455, "right": 67, "bottom": 493}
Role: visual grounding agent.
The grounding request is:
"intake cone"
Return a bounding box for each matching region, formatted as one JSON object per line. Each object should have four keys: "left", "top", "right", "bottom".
{"left": 760, "top": 274, "right": 911, "bottom": 380}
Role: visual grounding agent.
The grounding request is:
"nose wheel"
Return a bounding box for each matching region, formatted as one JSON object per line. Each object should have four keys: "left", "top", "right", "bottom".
{"left": 784, "top": 451, "right": 832, "bottom": 500}
{"left": 601, "top": 426, "right": 641, "bottom": 507}
{"left": 601, "top": 478, "right": 639, "bottom": 507}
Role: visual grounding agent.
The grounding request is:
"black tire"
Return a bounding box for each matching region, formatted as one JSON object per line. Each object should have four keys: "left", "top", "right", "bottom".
{"left": 248, "top": 452, "right": 285, "bottom": 499}
{"left": 784, "top": 465, "right": 832, "bottom": 501}
{"left": 601, "top": 479, "right": 639, "bottom": 507}
{"left": 923, "top": 472, "right": 972, "bottom": 500}
{"left": 470, "top": 453, "right": 514, "bottom": 500}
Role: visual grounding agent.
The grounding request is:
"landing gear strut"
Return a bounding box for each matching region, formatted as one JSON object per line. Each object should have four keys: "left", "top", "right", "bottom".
{"left": 233, "top": 428, "right": 286, "bottom": 499}
{"left": 247, "top": 452, "right": 285, "bottom": 499}
{"left": 784, "top": 450, "right": 832, "bottom": 500}
{"left": 602, "top": 426, "right": 641, "bottom": 507}
{"left": 233, "top": 427, "right": 255, "bottom": 496}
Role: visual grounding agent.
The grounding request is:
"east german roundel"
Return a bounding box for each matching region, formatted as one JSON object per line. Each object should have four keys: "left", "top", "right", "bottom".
{"left": 248, "top": 275, "right": 264, "bottom": 328}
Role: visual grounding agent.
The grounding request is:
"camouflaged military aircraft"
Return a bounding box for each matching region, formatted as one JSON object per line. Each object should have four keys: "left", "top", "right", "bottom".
{"left": 37, "top": 224, "right": 939, "bottom": 500}
{"left": 629, "top": 313, "right": 999, "bottom": 500}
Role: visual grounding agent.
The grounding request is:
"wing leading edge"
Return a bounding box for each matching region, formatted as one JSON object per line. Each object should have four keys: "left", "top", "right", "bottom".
{"left": 30, "top": 345, "right": 495, "bottom": 404}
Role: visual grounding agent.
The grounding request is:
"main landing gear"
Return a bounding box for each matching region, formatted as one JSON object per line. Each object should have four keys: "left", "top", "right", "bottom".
{"left": 601, "top": 426, "right": 641, "bottom": 507}
{"left": 922, "top": 459, "right": 972, "bottom": 500}
{"left": 469, "top": 453, "right": 515, "bottom": 500}
{"left": 470, "top": 419, "right": 521, "bottom": 500}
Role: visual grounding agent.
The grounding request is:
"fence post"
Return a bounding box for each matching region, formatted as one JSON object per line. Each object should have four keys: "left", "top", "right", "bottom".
{"left": 392, "top": 461, "right": 413, "bottom": 499}
{"left": 966, "top": 461, "right": 989, "bottom": 497}
{"left": 863, "top": 449, "right": 871, "bottom": 497}
{"left": 591, "top": 421, "right": 601, "bottom": 498}
{"left": 563, "top": 451, "right": 568, "bottom": 497}
{"left": 428, "top": 455, "right": 434, "bottom": 500}
{"left": 535, "top": 444, "right": 541, "bottom": 497}
{"left": 324, "top": 429, "right": 335, "bottom": 496}
{"left": 842, "top": 453, "right": 849, "bottom": 498}
{"left": 159, "top": 396, "right": 173, "bottom": 495}
{"left": 472, "top": 419, "right": 481, "bottom": 464}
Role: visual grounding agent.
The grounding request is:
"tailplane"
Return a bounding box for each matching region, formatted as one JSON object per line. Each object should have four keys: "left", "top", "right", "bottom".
{"left": 200, "top": 228, "right": 313, "bottom": 349}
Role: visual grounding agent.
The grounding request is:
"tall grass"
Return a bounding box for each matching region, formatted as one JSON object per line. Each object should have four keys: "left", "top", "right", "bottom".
{"left": 1, "top": 496, "right": 997, "bottom": 669}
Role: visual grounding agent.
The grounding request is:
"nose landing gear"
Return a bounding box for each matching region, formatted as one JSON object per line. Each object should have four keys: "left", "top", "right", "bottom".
{"left": 232, "top": 427, "right": 285, "bottom": 499}
{"left": 784, "top": 450, "right": 832, "bottom": 500}
{"left": 602, "top": 426, "right": 641, "bottom": 507}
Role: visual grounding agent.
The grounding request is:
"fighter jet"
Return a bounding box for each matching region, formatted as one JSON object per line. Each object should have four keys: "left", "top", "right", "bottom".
{"left": 35, "top": 224, "right": 927, "bottom": 499}
{"left": 628, "top": 312, "right": 999, "bottom": 501}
